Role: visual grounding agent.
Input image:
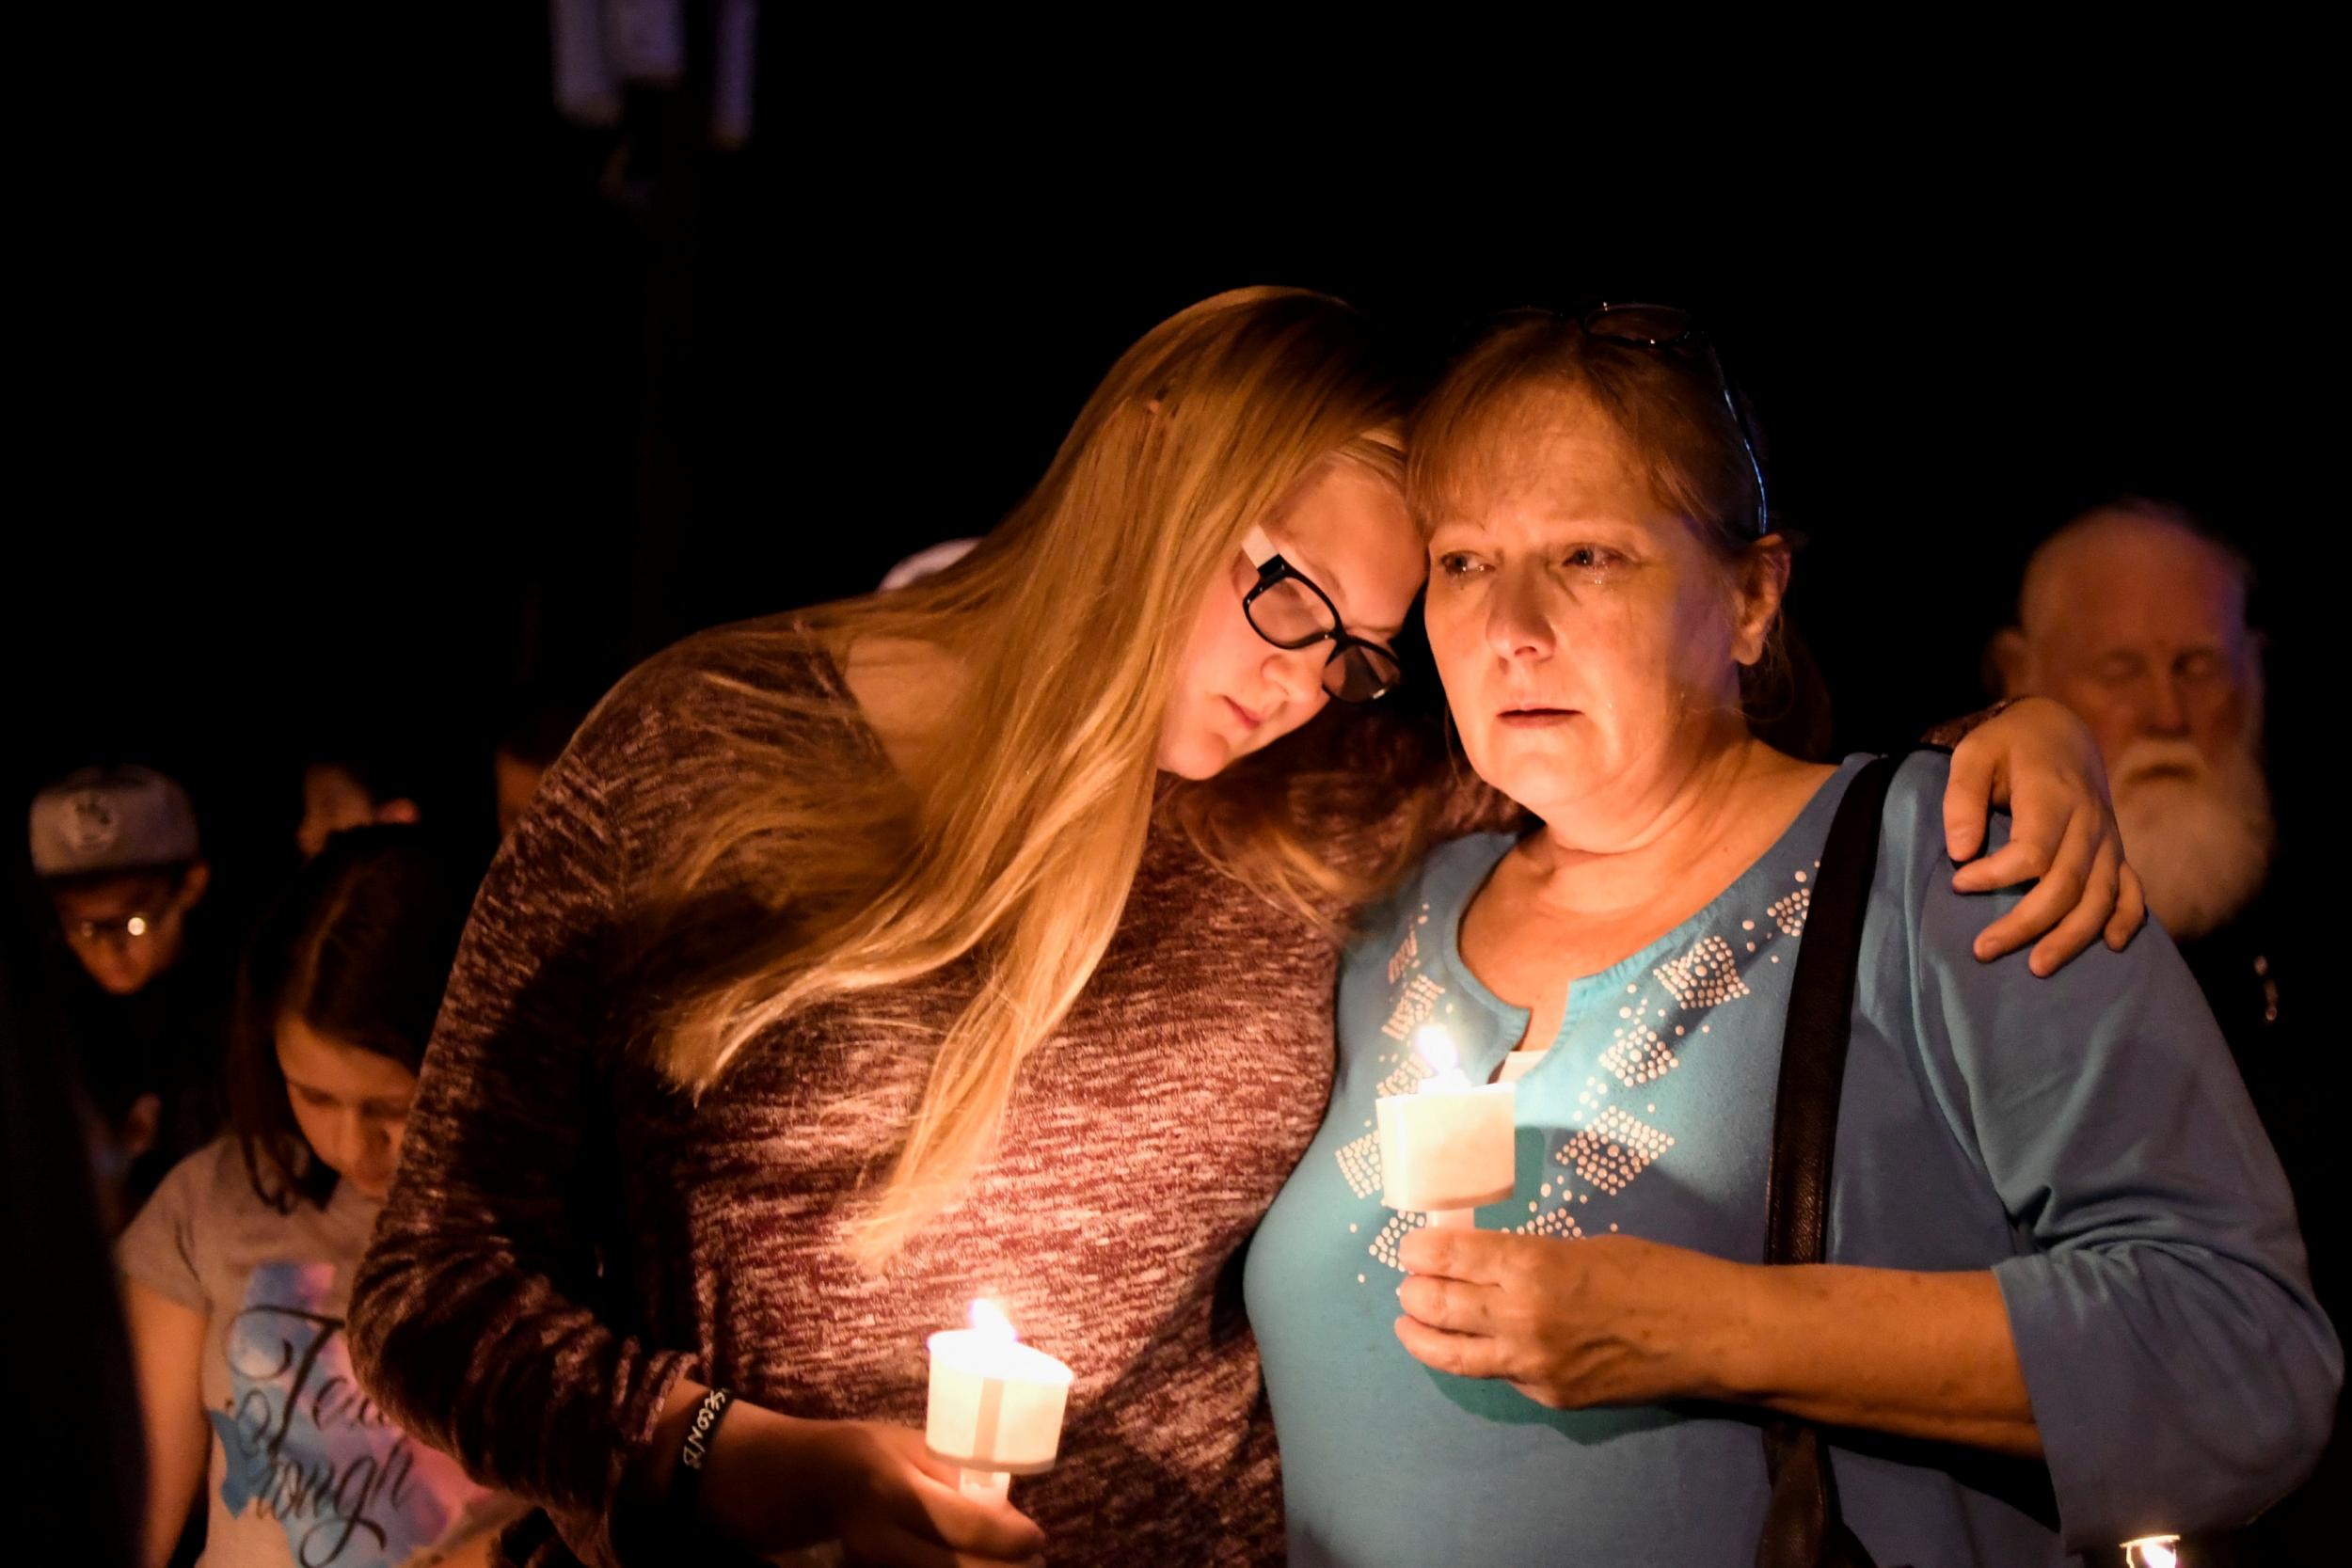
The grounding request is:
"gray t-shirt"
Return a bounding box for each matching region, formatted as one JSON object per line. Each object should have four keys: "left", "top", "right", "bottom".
{"left": 119, "top": 1135, "right": 517, "bottom": 1568}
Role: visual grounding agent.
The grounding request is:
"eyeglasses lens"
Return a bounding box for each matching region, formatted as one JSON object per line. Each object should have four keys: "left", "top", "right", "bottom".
{"left": 1247, "top": 578, "right": 1335, "bottom": 648}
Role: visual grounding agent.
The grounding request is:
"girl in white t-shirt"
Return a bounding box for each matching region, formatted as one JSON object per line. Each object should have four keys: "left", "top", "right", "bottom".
{"left": 119, "top": 827, "right": 524, "bottom": 1568}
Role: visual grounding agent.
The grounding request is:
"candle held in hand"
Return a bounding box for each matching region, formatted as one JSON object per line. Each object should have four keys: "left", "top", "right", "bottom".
{"left": 1377, "top": 1025, "right": 1516, "bottom": 1228}
{"left": 925, "top": 1299, "right": 1074, "bottom": 1502}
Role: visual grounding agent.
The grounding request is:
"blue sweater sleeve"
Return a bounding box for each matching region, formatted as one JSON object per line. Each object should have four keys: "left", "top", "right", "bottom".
{"left": 1879, "top": 752, "right": 2339, "bottom": 1547}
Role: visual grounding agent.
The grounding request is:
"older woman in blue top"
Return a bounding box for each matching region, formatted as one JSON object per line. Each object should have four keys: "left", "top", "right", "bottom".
{"left": 1244, "top": 309, "right": 2338, "bottom": 1567}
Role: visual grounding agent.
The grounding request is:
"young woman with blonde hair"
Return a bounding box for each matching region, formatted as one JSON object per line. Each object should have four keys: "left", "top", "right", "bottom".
{"left": 346, "top": 287, "right": 2136, "bottom": 1567}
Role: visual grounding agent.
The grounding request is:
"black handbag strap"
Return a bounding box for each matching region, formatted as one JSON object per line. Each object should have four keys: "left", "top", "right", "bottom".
{"left": 1756, "top": 752, "right": 1905, "bottom": 1568}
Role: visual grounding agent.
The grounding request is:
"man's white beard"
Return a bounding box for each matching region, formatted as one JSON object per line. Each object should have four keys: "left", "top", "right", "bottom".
{"left": 2111, "top": 728, "right": 2275, "bottom": 941}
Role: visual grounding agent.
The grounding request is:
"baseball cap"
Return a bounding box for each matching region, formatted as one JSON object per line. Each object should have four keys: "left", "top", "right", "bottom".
{"left": 28, "top": 766, "right": 202, "bottom": 879}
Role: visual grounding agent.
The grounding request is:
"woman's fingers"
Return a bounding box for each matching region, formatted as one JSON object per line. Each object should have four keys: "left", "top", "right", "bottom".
{"left": 1950, "top": 765, "right": 2089, "bottom": 894}
{"left": 1941, "top": 733, "right": 2001, "bottom": 864}
{"left": 1393, "top": 1313, "right": 1515, "bottom": 1380}
{"left": 1966, "top": 808, "right": 2097, "bottom": 961}
{"left": 1950, "top": 825, "right": 2053, "bottom": 895}
{"left": 2107, "top": 862, "right": 2148, "bottom": 950}
{"left": 905, "top": 1446, "right": 963, "bottom": 1490}
{"left": 2027, "top": 835, "right": 2123, "bottom": 976}
{"left": 836, "top": 1518, "right": 1045, "bottom": 1568}
{"left": 1396, "top": 1224, "right": 1510, "bottom": 1283}
{"left": 1397, "top": 1274, "right": 1501, "bottom": 1336}
{"left": 891, "top": 1477, "right": 1046, "bottom": 1561}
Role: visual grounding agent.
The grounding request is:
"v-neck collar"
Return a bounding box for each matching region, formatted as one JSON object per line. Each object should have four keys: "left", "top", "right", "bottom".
{"left": 1430, "top": 755, "right": 1867, "bottom": 1085}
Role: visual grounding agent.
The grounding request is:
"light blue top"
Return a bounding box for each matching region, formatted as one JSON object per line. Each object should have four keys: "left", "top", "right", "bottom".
{"left": 1246, "top": 752, "right": 2337, "bottom": 1566}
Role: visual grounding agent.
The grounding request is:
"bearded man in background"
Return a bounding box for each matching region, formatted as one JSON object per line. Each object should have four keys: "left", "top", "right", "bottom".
{"left": 1992, "top": 499, "right": 2276, "bottom": 993}
{"left": 1994, "top": 498, "right": 2325, "bottom": 1566}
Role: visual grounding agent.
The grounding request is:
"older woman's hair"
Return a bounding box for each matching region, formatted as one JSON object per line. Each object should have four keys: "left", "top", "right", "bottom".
{"left": 226, "top": 826, "right": 474, "bottom": 1212}
{"left": 1406, "top": 310, "right": 1830, "bottom": 755}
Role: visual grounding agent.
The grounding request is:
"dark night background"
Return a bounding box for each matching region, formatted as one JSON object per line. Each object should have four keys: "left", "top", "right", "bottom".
{"left": 8, "top": 15, "right": 2332, "bottom": 929}
{"left": 5, "top": 20, "right": 2340, "bottom": 1567}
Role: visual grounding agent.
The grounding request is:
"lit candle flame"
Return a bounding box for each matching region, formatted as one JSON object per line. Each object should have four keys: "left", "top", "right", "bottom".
{"left": 1413, "top": 1024, "right": 1469, "bottom": 1087}
{"left": 969, "top": 1298, "right": 1018, "bottom": 1341}
{"left": 2122, "top": 1537, "right": 2180, "bottom": 1568}
{"left": 1413, "top": 1024, "right": 1458, "bottom": 1074}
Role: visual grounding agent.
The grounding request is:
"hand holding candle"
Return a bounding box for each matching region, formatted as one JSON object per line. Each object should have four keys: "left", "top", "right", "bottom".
{"left": 925, "top": 1299, "right": 1074, "bottom": 1503}
{"left": 722, "top": 1302, "right": 1064, "bottom": 1565}
{"left": 646, "top": 1397, "right": 1041, "bottom": 1568}
{"left": 1377, "top": 1025, "right": 1516, "bottom": 1228}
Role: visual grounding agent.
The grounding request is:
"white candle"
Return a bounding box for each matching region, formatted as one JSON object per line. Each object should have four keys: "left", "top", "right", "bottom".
{"left": 1377, "top": 1025, "right": 1516, "bottom": 1228}
{"left": 2121, "top": 1537, "right": 2182, "bottom": 1568}
{"left": 925, "top": 1299, "right": 1074, "bottom": 1501}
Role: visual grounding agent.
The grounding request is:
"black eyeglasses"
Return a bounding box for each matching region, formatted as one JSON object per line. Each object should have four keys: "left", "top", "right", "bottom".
{"left": 1239, "top": 528, "right": 1404, "bottom": 703}
{"left": 1581, "top": 301, "right": 1771, "bottom": 540}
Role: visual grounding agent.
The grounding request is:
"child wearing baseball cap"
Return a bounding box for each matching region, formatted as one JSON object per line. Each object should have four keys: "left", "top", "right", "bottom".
{"left": 29, "top": 764, "right": 211, "bottom": 997}
{"left": 30, "top": 764, "right": 228, "bottom": 1233}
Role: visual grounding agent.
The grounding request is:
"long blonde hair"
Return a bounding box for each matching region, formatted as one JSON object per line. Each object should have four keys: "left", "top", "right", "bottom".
{"left": 644, "top": 287, "right": 1438, "bottom": 1265}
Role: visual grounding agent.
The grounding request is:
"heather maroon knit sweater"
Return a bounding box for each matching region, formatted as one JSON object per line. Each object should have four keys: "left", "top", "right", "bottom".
{"left": 346, "top": 618, "right": 1483, "bottom": 1566}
